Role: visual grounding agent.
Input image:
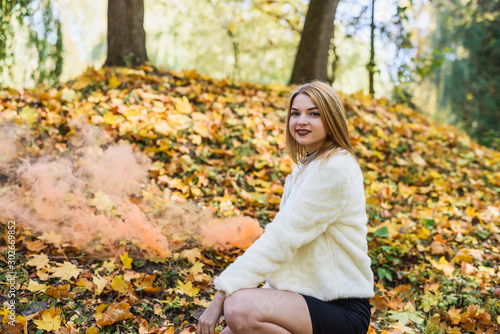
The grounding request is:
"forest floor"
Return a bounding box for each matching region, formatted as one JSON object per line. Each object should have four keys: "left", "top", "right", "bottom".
{"left": 0, "top": 66, "right": 499, "bottom": 333}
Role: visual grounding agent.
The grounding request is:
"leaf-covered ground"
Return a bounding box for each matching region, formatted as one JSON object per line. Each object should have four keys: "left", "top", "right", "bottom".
{"left": 0, "top": 66, "right": 499, "bottom": 334}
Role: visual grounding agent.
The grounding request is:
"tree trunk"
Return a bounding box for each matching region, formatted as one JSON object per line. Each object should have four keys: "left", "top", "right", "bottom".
{"left": 327, "top": 26, "right": 338, "bottom": 84}
{"left": 289, "top": 0, "right": 340, "bottom": 85}
{"left": 367, "top": 0, "right": 376, "bottom": 95}
{"left": 105, "top": 0, "right": 148, "bottom": 67}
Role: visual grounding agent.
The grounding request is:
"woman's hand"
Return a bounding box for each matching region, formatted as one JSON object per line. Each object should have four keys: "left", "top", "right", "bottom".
{"left": 197, "top": 290, "right": 226, "bottom": 334}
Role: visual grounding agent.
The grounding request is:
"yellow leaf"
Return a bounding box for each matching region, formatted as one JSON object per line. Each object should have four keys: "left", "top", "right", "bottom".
{"left": 111, "top": 275, "right": 130, "bottom": 293}
{"left": 154, "top": 120, "right": 174, "bottom": 136}
{"left": 33, "top": 309, "right": 61, "bottom": 331}
{"left": 103, "top": 112, "right": 125, "bottom": 125}
{"left": 180, "top": 248, "right": 202, "bottom": 265}
{"left": 190, "top": 261, "right": 205, "bottom": 275}
{"left": 37, "top": 268, "right": 50, "bottom": 281}
{"left": 19, "top": 106, "right": 38, "bottom": 124}
{"left": 389, "top": 322, "right": 415, "bottom": 333}
{"left": 95, "top": 304, "right": 108, "bottom": 321}
{"left": 76, "top": 277, "right": 94, "bottom": 291}
{"left": 60, "top": 88, "right": 77, "bottom": 102}
{"left": 175, "top": 96, "right": 192, "bottom": 114}
{"left": 86, "top": 325, "right": 100, "bottom": 334}
{"left": 102, "top": 260, "right": 117, "bottom": 273}
{"left": 447, "top": 306, "right": 462, "bottom": 325}
{"left": 50, "top": 261, "right": 81, "bottom": 281}
{"left": 189, "top": 134, "right": 202, "bottom": 145}
{"left": 430, "top": 256, "right": 455, "bottom": 277}
{"left": 93, "top": 275, "right": 108, "bottom": 295}
{"left": 410, "top": 152, "right": 427, "bottom": 166}
{"left": 193, "top": 122, "right": 210, "bottom": 137}
{"left": 120, "top": 252, "right": 133, "bottom": 269}
{"left": 26, "top": 254, "right": 50, "bottom": 270}
{"left": 26, "top": 280, "right": 48, "bottom": 292}
{"left": 416, "top": 226, "right": 430, "bottom": 240}
{"left": 177, "top": 280, "right": 200, "bottom": 297}
{"left": 190, "top": 186, "right": 204, "bottom": 197}
{"left": 154, "top": 305, "right": 163, "bottom": 315}
{"left": 108, "top": 75, "right": 121, "bottom": 88}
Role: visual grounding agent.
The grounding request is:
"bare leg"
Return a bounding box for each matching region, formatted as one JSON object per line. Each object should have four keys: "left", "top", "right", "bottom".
{"left": 223, "top": 288, "right": 312, "bottom": 334}
{"left": 220, "top": 327, "right": 234, "bottom": 334}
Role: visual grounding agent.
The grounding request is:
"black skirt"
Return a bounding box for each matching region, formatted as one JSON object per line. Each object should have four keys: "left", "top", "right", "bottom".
{"left": 301, "top": 295, "right": 371, "bottom": 334}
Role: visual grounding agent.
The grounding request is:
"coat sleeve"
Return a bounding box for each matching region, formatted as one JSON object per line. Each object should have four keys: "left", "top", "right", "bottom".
{"left": 214, "top": 159, "right": 351, "bottom": 295}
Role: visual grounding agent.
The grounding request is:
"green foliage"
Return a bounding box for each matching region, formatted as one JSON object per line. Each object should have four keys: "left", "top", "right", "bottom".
{"left": 369, "top": 242, "right": 402, "bottom": 283}
{"left": 421, "top": 0, "right": 500, "bottom": 148}
{"left": 0, "top": 0, "right": 62, "bottom": 86}
{"left": 145, "top": 0, "right": 304, "bottom": 85}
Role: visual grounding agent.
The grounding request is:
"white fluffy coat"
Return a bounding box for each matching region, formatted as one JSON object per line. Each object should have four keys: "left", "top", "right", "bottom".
{"left": 214, "top": 151, "right": 374, "bottom": 300}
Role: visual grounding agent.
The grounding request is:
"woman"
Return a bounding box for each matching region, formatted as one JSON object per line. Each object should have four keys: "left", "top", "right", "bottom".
{"left": 197, "top": 81, "right": 374, "bottom": 334}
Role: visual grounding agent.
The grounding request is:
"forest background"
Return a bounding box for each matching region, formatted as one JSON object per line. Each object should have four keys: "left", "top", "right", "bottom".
{"left": 1, "top": 0, "right": 500, "bottom": 333}
{"left": 1, "top": 0, "right": 499, "bottom": 148}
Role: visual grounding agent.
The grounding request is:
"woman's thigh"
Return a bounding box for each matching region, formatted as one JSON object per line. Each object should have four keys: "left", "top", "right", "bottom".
{"left": 223, "top": 288, "right": 312, "bottom": 334}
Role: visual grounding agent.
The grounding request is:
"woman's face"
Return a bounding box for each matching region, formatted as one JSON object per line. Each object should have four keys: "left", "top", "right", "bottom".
{"left": 289, "top": 94, "right": 328, "bottom": 154}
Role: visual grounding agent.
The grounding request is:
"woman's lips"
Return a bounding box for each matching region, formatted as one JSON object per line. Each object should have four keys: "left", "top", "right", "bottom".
{"left": 296, "top": 129, "right": 310, "bottom": 136}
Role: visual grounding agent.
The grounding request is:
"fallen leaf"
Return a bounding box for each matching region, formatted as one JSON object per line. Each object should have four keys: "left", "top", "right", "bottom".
{"left": 448, "top": 306, "right": 462, "bottom": 325}
{"left": 50, "top": 261, "right": 81, "bottom": 281}
{"left": 180, "top": 249, "right": 203, "bottom": 265}
{"left": 120, "top": 252, "right": 133, "bottom": 270}
{"left": 108, "top": 75, "right": 121, "bottom": 88}
{"left": 177, "top": 280, "right": 200, "bottom": 297}
{"left": 96, "top": 302, "right": 134, "bottom": 328}
{"left": 26, "top": 254, "right": 50, "bottom": 270}
{"left": 33, "top": 308, "right": 61, "bottom": 331}
{"left": 93, "top": 275, "right": 108, "bottom": 295}
{"left": 111, "top": 275, "right": 131, "bottom": 293}
{"left": 102, "top": 260, "right": 117, "bottom": 273}
{"left": 25, "top": 239, "right": 46, "bottom": 252}
{"left": 18, "top": 106, "right": 38, "bottom": 124}
{"left": 46, "top": 284, "right": 70, "bottom": 298}
{"left": 134, "top": 274, "right": 160, "bottom": 292}
{"left": 86, "top": 326, "right": 99, "bottom": 334}
{"left": 190, "top": 261, "right": 205, "bottom": 275}
{"left": 388, "top": 310, "right": 424, "bottom": 325}
{"left": 95, "top": 304, "right": 108, "bottom": 321}
{"left": 389, "top": 322, "right": 415, "bottom": 334}
{"left": 26, "top": 280, "right": 48, "bottom": 292}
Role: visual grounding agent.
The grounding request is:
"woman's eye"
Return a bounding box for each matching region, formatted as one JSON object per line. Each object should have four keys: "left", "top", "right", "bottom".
{"left": 311, "top": 112, "right": 320, "bottom": 116}
{"left": 291, "top": 111, "right": 299, "bottom": 116}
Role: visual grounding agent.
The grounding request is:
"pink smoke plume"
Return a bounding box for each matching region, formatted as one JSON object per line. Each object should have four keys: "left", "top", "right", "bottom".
{"left": 0, "top": 122, "right": 263, "bottom": 257}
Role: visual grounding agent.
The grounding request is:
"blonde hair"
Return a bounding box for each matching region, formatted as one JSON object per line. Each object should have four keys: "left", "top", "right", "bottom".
{"left": 285, "top": 81, "right": 358, "bottom": 165}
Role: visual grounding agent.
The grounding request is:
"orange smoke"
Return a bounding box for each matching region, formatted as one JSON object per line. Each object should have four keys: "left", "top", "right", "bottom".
{"left": 0, "top": 122, "right": 264, "bottom": 257}
{"left": 201, "top": 217, "right": 264, "bottom": 250}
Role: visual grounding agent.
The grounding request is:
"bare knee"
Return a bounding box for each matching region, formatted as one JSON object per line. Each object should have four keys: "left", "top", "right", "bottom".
{"left": 224, "top": 291, "right": 257, "bottom": 332}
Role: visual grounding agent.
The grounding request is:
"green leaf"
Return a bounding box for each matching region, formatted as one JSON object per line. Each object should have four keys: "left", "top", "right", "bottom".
{"left": 374, "top": 226, "right": 389, "bottom": 237}
{"left": 377, "top": 267, "right": 393, "bottom": 282}
{"left": 420, "top": 218, "right": 435, "bottom": 229}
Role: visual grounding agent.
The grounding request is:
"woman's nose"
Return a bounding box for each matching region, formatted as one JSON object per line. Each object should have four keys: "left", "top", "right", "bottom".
{"left": 298, "top": 114, "right": 308, "bottom": 125}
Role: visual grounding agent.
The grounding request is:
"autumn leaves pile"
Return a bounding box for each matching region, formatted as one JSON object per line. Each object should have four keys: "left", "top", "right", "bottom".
{"left": 0, "top": 66, "right": 499, "bottom": 333}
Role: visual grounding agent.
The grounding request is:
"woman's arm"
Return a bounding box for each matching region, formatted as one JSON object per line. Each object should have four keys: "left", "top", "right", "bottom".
{"left": 197, "top": 290, "right": 226, "bottom": 334}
